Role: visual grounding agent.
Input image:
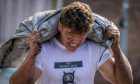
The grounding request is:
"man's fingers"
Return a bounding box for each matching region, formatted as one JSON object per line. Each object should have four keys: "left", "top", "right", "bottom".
{"left": 32, "top": 30, "right": 38, "bottom": 33}
{"left": 27, "top": 31, "right": 41, "bottom": 43}
{"left": 104, "top": 25, "right": 120, "bottom": 40}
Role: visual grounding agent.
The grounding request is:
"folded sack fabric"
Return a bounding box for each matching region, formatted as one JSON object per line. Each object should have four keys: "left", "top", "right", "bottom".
{"left": 0, "top": 9, "right": 116, "bottom": 68}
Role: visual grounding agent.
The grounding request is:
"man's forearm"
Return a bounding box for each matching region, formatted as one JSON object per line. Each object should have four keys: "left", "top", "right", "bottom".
{"left": 112, "top": 45, "right": 133, "bottom": 84}
{"left": 10, "top": 51, "right": 36, "bottom": 84}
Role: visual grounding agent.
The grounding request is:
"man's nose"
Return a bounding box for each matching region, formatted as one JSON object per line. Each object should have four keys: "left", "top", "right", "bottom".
{"left": 71, "top": 36, "right": 81, "bottom": 43}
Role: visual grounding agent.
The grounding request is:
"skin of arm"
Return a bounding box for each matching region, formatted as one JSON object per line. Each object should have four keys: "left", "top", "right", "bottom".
{"left": 10, "top": 31, "right": 42, "bottom": 84}
{"left": 98, "top": 25, "right": 133, "bottom": 84}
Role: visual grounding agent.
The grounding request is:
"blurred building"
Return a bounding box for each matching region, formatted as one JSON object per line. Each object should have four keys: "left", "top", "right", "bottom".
{"left": 129, "top": 0, "right": 140, "bottom": 83}
{"left": 0, "top": 0, "right": 140, "bottom": 84}
{"left": 0, "top": 0, "right": 62, "bottom": 43}
{"left": 0, "top": 0, "right": 62, "bottom": 84}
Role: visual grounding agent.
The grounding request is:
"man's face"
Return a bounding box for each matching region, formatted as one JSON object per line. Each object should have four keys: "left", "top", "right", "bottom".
{"left": 58, "top": 23, "right": 88, "bottom": 52}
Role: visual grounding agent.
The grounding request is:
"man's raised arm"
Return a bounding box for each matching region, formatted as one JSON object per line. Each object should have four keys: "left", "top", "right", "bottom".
{"left": 10, "top": 31, "right": 42, "bottom": 84}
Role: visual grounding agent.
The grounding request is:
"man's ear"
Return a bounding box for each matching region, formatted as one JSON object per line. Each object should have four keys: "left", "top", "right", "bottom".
{"left": 58, "top": 22, "right": 63, "bottom": 32}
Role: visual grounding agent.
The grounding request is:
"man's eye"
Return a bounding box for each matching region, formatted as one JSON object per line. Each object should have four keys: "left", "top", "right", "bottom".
{"left": 66, "top": 33, "right": 73, "bottom": 37}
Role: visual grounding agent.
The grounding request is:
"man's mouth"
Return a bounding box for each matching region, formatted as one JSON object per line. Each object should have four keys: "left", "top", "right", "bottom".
{"left": 65, "top": 43, "right": 81, "bottom": 52}
{"left": 70, "top": 43, "right": 77, "bottom": 47}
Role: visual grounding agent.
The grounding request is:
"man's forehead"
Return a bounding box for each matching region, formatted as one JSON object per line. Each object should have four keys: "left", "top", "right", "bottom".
{"left": 61, "top": 25, "right": 89, "bottom": 35}
{"left": 67, "top": 30, "right": 88, "bottom": 35}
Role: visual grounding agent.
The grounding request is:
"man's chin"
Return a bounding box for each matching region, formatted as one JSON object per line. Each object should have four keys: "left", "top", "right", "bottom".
{"left": 65, "top": 44, "right": 80, "bottom": 52}
{"left": 67, "top": 47, "right": 77, "bottom": 52}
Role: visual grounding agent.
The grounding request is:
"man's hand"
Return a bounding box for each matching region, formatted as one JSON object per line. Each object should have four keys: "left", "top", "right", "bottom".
{"left": 27, "top": 30, "right": 41, "bottom": 56}
{"left": 104, "top": 25, "right": 120, "bottom": 49}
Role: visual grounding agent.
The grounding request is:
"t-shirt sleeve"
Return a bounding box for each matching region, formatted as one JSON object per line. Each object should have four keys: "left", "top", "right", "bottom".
{"left": 97, "top": 48, "right": 112, "bottom": 68}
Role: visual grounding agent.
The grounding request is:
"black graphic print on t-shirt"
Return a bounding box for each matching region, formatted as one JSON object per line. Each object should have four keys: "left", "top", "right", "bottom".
{"left": 63, "top": 71, "right": 75, "bottom": 84}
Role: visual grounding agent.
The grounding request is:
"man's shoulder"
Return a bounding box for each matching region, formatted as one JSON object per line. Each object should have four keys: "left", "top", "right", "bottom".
{"left": 41, "top": 37, "right": 56, "bottom": 47}
{"left": 41, "top": 39, "right": 52, "bottom": 46}
{"left": 86, "top": 39, "right": 106, "bottom": 49}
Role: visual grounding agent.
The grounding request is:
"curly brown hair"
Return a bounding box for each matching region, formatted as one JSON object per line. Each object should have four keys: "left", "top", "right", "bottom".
{"left": 59, "top": 1, "right": 93, "bottom": 34}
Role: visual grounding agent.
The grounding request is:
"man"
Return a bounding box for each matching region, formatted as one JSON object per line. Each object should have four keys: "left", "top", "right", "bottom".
{"left": 10, "top": 1, "right": 133, "bottom": 84}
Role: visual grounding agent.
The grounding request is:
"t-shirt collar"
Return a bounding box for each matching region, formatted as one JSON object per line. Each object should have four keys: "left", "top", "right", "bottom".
{"left": 52, "top": 37, "right": 67, "bottom": 50}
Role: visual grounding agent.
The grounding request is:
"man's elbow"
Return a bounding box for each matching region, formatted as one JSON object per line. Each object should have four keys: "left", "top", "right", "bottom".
{"left": 9, "top": 75, "right": 35, "bottom": 84}
{"left": 123, "top": 69, "right": 133, "bottom": 84}
{"left": 127, "top": 74, "right": 133, "bottom": 84}
{"left": 116, "top": 75, "right": 133, "bottom": 84}
{"left": 9, "top": 75, "right": 27, "bottom": 84}
{"left": 9, "top": 75, "right": 16, "bottom": 84}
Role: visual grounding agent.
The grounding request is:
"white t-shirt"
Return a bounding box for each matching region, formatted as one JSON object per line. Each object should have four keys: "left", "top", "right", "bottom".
{"left": 35, "top": 38, "right": 111, "bottom": 84}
